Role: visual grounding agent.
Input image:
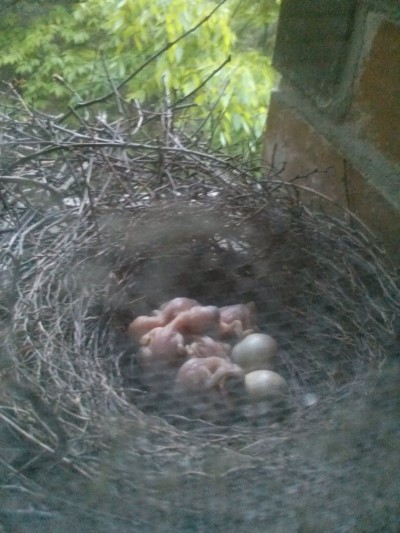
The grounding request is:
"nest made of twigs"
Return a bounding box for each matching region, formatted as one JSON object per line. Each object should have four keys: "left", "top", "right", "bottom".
{"left": 1, "top": 89, "right": 399, "bottom": 530}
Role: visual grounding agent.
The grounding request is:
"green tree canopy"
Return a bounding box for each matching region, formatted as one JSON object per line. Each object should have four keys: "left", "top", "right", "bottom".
{"left": 0, "top": 0, "right": 279, "bottom": 152}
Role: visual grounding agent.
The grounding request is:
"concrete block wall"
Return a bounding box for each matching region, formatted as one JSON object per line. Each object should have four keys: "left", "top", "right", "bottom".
{"left": 263, "top": 0, "right": 400, "bottom": 264}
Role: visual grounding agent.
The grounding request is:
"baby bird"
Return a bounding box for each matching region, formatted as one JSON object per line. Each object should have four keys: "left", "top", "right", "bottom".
{"left": 169, "top": 305, "right": 221, "bottom": 340}
{"left": 128, "top": 297, "right": 199, "bottom": 342}
{"left": 158, "top": 297, "right": 200, "bottom": 323}
{"left": 138, "top": 325, "right": 187, "bottom": 368}
{"left": 128, "top": 314, "right": 165, "bottom": 342}
{"left": 186, "top": 335, "right": 231, "bottom": 360}
{"left": 219, "top": 302, "right": 257, "bottom": 338}
{"left": 136, "top": 323, "right": 187, "bottom": 393}
{"left": 174, "top": 356, "right": 244, "bottom": 420}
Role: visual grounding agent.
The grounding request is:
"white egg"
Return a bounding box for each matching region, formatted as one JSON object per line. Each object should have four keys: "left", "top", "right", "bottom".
{"left": 244, "top": 370, "right": 288, "bottom": 402}
{"left": 231, "top": 333, "right": 278, "bottom": 373}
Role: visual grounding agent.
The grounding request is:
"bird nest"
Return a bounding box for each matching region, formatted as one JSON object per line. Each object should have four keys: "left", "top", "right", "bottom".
{"left": 1, "top": 89, "right": 399, "bottom": 530}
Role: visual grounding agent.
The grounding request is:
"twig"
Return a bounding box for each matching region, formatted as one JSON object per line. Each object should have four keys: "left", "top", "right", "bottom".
{"left": 59, "top": 0, "right": 229, "bottom": 121}
{"left": 0, "top": 175, "right": 64, "bottom": 204}
{"left": 174, "top": 55, "right": 231, "bottom": 107}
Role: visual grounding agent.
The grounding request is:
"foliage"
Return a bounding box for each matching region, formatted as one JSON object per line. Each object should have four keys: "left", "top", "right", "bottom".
{"left": 0, "top": 0, "right": 280, "bottom": 152}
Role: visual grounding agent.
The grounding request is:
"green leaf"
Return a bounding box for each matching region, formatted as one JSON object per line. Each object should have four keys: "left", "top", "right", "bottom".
{"left": 0, "top": 0, "right": 278, "bottom": 154}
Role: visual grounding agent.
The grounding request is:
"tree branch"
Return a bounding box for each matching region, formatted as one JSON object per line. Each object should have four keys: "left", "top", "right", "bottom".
{"left": 174, "top": 55, "right": 231, "bottom": 107}
{"left": 59, "top": 0, "right": 228, "bottom": 121}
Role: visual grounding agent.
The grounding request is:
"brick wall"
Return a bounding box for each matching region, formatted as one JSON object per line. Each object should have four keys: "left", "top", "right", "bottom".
{"left": 263, "top": 0, "right": 400, "bottom": 264}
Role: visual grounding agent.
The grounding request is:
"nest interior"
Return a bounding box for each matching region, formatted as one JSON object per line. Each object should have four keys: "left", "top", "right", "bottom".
{"left": 1, "top": 92, "right": 400, "bottom": 531}
{"left": 94, "top": 198, "right": 392, "bottom": 418}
